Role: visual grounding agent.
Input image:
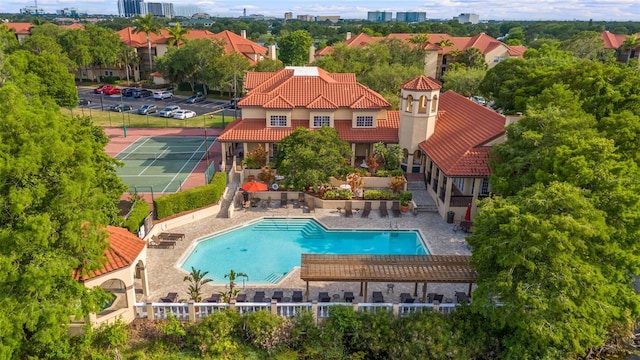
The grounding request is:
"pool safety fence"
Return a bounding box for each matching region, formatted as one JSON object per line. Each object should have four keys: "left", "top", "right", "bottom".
{"left": 135, "top": 300, "right": 461, "bottom": 324}
{"left": 204, "top": 161, "right": 216, "bottom": 184}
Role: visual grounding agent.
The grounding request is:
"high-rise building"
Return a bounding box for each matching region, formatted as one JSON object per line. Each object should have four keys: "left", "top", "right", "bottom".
{"left": 118, "top": 0, "right": 144, "bottom": 17}
{"left": 367, "top": 11, "right": 392, "bottom": 22}
{"left": 396, "top": 12, "right": 426, "bottom": 23}
{"left": 457, "top": 13, "right": 479, "bottom": 24}
{"left": 174, "top": 5, "right": 200, "bottom": 17}
{"left": 21, "top": 6, "right": 45, "bottom": 15}
{"left": 284, "top": 12, "right": 292, "bottom": 21}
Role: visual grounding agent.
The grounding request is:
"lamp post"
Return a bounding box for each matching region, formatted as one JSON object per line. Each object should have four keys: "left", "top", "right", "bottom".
{"left": 99, "top": 93, "right": 104, "bottom": 111}
{"left": 203, "top": 126, "right": 209, "bottom": 165}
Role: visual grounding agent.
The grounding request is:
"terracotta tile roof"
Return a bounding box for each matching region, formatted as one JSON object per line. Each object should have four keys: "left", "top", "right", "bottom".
{"left": 240, "top": 67, "right": 390, "bottom": 109}
{"left": 211, "top": 30, "right": 267, "bottom": 64}
{"left": 346, "top": 32, "right": 383, "bottom": 47}
{"left": 508, "top": 45, "right": 528, "bottom": 56}
{"left": 218, "top": 115, "right": 398, "bottom": 143}
{"left": 600, "top": 31, "right": 640, "bottom": 49}
{"left": 3, "top": 22, "right": 33, "bottom": 35}
{"left": 263, "top": 95, "right": 295, "bottom": 109}
{"left": 74, "top": 226, "right": 145, "bottom": 281}
{"left": 315, "top": 46, "right": 334, "bottom": 56}
{"left": 307, "top": 95, "right": 339, "bottom": 109}
{"left": 419, "top": 91, "right": 505, "bottom": 177}
{"left": 402, "top": 75, "right": 442, "bottom": 91}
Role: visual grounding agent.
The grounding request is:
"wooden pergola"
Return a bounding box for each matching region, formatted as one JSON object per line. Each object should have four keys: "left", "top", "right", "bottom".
{"left": 300, "top": 254, "right": 477, "bottom": 302}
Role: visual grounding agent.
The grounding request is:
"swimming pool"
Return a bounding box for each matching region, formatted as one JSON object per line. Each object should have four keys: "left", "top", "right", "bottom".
{"left": 180, "top": 218, "right": 428, "bottom": 284}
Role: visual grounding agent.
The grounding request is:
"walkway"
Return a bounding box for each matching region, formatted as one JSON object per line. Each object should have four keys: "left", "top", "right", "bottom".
{"left": 145, "top": 189, "right": 472, "bottom": 304}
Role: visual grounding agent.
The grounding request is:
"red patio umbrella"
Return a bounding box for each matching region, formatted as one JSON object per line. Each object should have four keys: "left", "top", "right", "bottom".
{"left": 464, "top": 203, "right": 472, "bottom": 222}
{"left": 241, "top": 181, "right": 268, "bottom": 192}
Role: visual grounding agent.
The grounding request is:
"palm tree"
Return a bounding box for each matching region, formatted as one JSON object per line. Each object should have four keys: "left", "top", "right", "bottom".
{"left": 132, "top": 14, "right": 161, "bottom": 74}
{"left": 183, "top": 267, "right": 213, "bottom": 302}
{"left": 166, "top": 22, "right": 189, "bottom": 48}
{"left": 116, "top": 43, "right": 139, "bottom": 85}
{"left": 221, "top": 269, "right": 248, "bottom": 301}
{"left": 621, "top": 35, "right": 640, "bottom": 63}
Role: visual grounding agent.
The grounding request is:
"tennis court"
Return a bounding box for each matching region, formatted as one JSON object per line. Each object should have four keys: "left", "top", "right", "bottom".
{"left": 114, "top": 136, "right": 215, "bottom": 193}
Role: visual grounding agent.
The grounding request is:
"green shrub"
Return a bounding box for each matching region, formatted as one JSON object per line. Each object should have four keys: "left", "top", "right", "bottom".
{"left": 398, "top": 191, "right": 413, "bottom": 201}
{"left": 242, "top": 310, "right": 287, "bottom": 353}
{"left": 364, "top": 189, "right": 393, "bottom": 200}
{"left": 123, "top": 198, "right": 150, "bottom": 233}
{"left": 187, "top": 310, "right": 242, "bottom": 357}
{"left": 154, "top": 172, "right": 226, "bottom": 220}
{"left": 355, "top": 168, "right": 369, "bottom": 176}
{"left": 323, "top": 190, "right": 338, "bottom": 200}
{"left": 337, "top": 189, "right": 352, "bottom": 200}
{"left": 376, "top": 169, "right": 390, "bottom": 177}
{"left": 390, "top": 169, "right": 404, "bottom": 177}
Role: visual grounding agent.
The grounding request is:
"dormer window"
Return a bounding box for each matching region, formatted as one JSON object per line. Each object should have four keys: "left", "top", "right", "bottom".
{"left": 356, "top": 115, "right": 373, "bottom": 127}
{"left": 313, "top": 115, "right": 330, "bottom": 127}
{"left": 270, "top": 115, "right": 287, "bottom": 127}
{"left": 405, "top": 95, "right": 413, "bottom": 112}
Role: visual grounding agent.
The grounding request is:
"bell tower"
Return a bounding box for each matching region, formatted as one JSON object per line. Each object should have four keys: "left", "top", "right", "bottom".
{"left": 397, "top": 75, "right": 441, "bottom": 173}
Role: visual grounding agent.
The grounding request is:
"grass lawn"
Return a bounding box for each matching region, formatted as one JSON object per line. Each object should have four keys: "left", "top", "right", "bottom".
{"left": 62, "top": 108, "right": 236, "bottom": 129}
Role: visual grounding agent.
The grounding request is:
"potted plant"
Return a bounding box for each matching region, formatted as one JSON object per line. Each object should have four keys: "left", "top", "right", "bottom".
{"left": 183, "top": 267, "right": 213, "bottom": 302}
{"left": 399, "top": 191, "right": 412, "bottom": 212}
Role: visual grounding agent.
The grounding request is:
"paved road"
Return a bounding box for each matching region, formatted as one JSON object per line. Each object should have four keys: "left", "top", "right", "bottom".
{"left": 77, "top": 86, "right": 240, "bottom": 118}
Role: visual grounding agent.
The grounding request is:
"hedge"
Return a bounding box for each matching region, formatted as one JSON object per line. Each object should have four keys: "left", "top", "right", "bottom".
{"left": 154, "top": 172, "right": 227, "bottom": 220}
{"left": 123, "top": 199, "right": 150, "bottom": 233}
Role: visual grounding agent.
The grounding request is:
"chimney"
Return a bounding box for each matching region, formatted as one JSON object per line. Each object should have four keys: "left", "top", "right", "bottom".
{"left": 269, "top": 44, "right": 277, "bottom": 60}
{"left": 309, "top": 45, "right": 316, "bottom": 64}
{"left": 346, "top": 31, "right": 352, "bottom": 41}
{"left": 240, "top": 29, "right": 247, "bottom": 39}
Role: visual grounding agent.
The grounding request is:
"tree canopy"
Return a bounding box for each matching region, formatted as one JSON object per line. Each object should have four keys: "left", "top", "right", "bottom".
{"left": 278, "top": 30, "right": 313, "bottom": 66}
{"left": 0, "top": 37, "right": 127, "bottom": 358}
{"left": 273, "top": 127, "right": 352, "bottom": 190}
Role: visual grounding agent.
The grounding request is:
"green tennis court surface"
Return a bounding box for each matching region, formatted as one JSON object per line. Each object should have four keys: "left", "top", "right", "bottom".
{"left": 115, "top": 136, "right": 216, "bottom": 193}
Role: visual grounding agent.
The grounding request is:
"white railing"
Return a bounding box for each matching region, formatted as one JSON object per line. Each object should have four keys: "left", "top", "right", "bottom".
{"left": 134, "top": 300, "right": 462, "bottom": 323}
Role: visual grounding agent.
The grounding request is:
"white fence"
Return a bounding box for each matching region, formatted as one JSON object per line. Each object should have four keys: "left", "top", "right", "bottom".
{"left": 135, "top": 300, "right": 461, "bottom": 323}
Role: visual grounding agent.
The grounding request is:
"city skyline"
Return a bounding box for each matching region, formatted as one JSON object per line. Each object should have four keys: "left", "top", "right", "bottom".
{"left": 5, "top": 0, "right": 640, "bottom": 21}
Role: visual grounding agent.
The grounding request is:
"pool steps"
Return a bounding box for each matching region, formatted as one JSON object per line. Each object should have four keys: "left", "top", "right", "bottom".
{"left": 252, "top": 219, "right": 325, "bottom": 239}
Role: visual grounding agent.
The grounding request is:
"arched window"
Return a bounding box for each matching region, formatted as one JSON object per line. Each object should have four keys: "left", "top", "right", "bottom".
{"left": 405, "top": 95, "right": 413, "bottom": 112}
{"left": 431, "top": 95, "right": 438, "bottom": 112}
{"left": 413, "top": 150, "right": 422, "bottom": 165}
{"left": 402, "top": 148, "right": 409, "bottom": 162}
{"left": 418, "top": 95, "right": 427, "bottom": 113}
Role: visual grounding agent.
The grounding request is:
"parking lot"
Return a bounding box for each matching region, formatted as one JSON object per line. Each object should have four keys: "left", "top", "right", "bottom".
{"left": 77, "top": 86, "right": 239, "bottom": 118}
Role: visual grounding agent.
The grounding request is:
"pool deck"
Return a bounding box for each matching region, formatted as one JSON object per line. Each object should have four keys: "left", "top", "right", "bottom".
{"left": 145, "top": 191, "right": 473, "bottom": 304}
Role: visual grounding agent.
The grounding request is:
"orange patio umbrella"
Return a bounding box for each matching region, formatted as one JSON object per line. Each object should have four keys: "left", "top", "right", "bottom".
{"left": 464, "top": 203, "right": 472, "bottom": 222}
{"left": 241, "top": 181, "right": 268, "bottom": 192}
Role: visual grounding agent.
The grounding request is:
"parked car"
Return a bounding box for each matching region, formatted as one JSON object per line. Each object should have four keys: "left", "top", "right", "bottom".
{"left": 153, "top": 90, "right": 173, "bottom": 100}
{"left": 137, "top": 104, "right": 158, "bottom": 115}
{"left": 78, "top": 98, "right": 91, "bottom": 106}
{"left": 226, "top": 97, "right": 240, "bottom": 109}
{"left": 159, "top": 105, "right": 180, "bottom": 117}
{"left": 172, "top": 109, "right": 196, "bottom": 120}
{"left": 185, "top": 93, "right": 205, "bottom": 103}
{"left": 103, "top": 86, "right": 122, "bottom": 95}
{"left": 94, "top": 84, "right": 112, "bottom": 94}
{"left": 121, "top": 88, "right": 137, "bottom": 97}
{"left": 109, "top": 104, "right": 133, "bottom": 112}
{"left": 133, "top": 89, "right": 153, "bottom": 98}
{"left": 471, "top": 96, "right": 487, "bottom": 106}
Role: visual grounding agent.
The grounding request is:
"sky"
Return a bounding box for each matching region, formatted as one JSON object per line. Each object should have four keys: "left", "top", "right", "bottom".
{"left": 4, "top": 0, "right": 640, "bottom": 21}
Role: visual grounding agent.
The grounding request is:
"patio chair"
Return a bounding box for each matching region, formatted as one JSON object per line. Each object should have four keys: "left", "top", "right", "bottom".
{"left": 272, "top": 291, "right": 284, "bottom": 302}
{"left": 391, "top": 201, "right": 402, "bottom": 218}
{"left": 427, "top": 292, "right": 444, "bottom": 303}
{"left": 292, "top": 291, "right": 304, "bottom": 302}
{"left": 253, "top": 291, "right": 266, "bottom": 302}
{"left": 453, "top": 221, "right": 473, "bottom": 233}
{"left": 306, "top": 196, "right": 315, "bottom": 213}
{"left": 280, "top": 192, "right": 288, "bottom": 208}
{"left": 361, "top": 201, "right": 371, "bottom": 218}
{"left": 298, "top": 193, "right": 305, "bottom": 207}
{"left": 379, "top": 201, "right": 389, "bottom": 218}
{"left": 318, "top": 292, "right": 331, "bottom": 302}
{"left": 455, "top": 291, "right": 471, "bottom": 304}
{"left": 160, "top": 292, "right": 179, "bottom": 303}
{"left": 236, "top": 293, "right": 247, "bottom": 302}
{"left": 344, "top": 202, "right": 353, "bottom": 217}
{"left": 372, "top": 291, "right": 385, "bottom": 303}
{"left": 204, "top": 293, "right": 221, "bottom": 303}
{"left": 400, "top": 293, "right": 415, "bottom": 303}
{"left": 344, "top": 291, "right": 355, "bottom": 302}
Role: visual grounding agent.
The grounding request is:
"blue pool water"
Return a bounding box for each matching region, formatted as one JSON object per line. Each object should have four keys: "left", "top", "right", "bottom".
{"left": 181, "top": 218, "right": 428, "bottom": 284}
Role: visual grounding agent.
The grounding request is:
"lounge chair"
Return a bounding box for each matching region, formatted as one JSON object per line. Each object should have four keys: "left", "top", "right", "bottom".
{"left": 236, "top": 293, "right": 247, "bottom": 302}
{"left": 361, "top": 201, "right": 371, "bottom": 218}
{"left": 372, "top": 291, "right": 385, "bottom": 303}
{"left": 280, "top": 192, "right": 288, "bottom": 208}
{"left": 344, "top": 291, "right": 355, "bottom": 302}
{"left": 391, "top": 201, "right": 402, "bottom": 218}
{"left": 306, "top": 196, "right": 315, "bottom": 213}
{"left": 344, "top": 202, "right": 353, "bottom": 217}
{"left": 272, "top": 291, "right": 284, "bottom": 302}
{"left": 298, "top": 193, "right": 305, "bottom": 207}
{"left": 204, "top": 293, "right": 221, "bottom": 303}
{"left": 455, "top": 291, "right": 471, "bottom": 304}
{"left": 318, "top": 292, "right": 331, "bottom": 302}
{"left": 160, "top": 292, "right": 179, "bottom": 303}
{"left": 253, "top": 291, "right": 266, "bottom": 302}
{"left": 292, "top": 291, "right": 303, "bottom": 302}
{"left": 427, "top": 292, "right": 444, "bottom": 303}
{"left": 379, "top": 201, "right": 389, "bottom": 218}
{"left": 400, "top": 293, "right": 415, "bottom": 303}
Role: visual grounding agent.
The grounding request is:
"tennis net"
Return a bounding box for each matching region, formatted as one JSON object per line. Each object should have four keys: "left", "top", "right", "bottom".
{"left": 114, "top": 151, "right": 207, "bottom": 161}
